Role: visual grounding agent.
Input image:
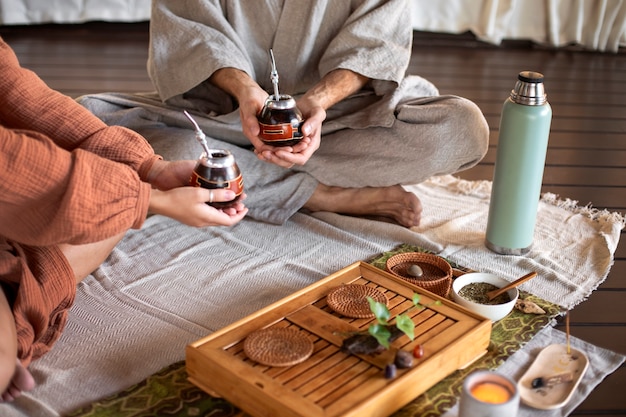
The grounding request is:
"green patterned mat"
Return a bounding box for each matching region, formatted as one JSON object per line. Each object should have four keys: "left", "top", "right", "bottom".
{"left": 68, "top": 244, "right": 563, "bottom": 417}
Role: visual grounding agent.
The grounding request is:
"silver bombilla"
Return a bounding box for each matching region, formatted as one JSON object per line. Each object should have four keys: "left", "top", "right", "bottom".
{"left": 183, "top": 110, "right": 213, "bottom": 157}
{"left": 269, "top": 49, "right": 280, "bottom": 100}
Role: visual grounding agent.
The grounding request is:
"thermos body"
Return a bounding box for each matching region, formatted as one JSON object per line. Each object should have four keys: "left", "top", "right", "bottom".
{"left": 485, "top": 71, "right": 552, "bottom": 255}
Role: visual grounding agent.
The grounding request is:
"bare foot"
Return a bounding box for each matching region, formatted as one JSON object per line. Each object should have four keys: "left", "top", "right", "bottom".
{"left": 304, "top": 184, "right": 422, "bottom": 227}
{"left": 1, "top": 359, "right": 35, "bottom": 402}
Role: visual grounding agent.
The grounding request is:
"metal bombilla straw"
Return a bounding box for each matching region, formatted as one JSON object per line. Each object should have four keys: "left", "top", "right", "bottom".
{"left": 183, "top": 110, "right": 213, "bottom": 158}
{"left": 269, "top": 49, "right": 280, "bottom": 100}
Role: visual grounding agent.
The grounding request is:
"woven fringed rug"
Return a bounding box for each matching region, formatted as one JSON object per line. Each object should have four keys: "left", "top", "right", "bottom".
{"left": 403, "top": 175, "right": 625, "bottom": 311}
{"left": 67, "top": 244, "right": 563, "bottom": 417}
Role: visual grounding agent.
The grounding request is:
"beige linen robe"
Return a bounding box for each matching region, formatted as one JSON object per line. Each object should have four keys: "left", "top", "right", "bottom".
{"left": 81, "top": 0, "right": 489, "bottom": 222}
{"left": 148, "top": 0, "right": 411, "bottom": 114}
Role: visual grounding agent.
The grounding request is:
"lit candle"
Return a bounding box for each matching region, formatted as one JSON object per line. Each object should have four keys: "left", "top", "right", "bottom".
{"left": 470, "top": 381, "right": 512, "bottom": 403}
{"left": 459, "top": 371, "right": 519, "bottom": 417}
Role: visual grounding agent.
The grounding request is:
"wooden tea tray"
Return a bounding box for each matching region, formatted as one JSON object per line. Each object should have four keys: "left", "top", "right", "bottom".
{"left": 186, "top": 261, "right": 492, "bottom": 417}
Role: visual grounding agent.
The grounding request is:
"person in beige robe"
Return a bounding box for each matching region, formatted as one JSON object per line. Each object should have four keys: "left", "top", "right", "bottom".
{"left": 80, "top": 0, "right": 489, "bottom": 228}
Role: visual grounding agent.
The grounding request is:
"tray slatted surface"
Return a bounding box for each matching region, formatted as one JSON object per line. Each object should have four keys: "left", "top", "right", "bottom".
{"left": 187, "top": 262, "right": 491, "bottom": 417}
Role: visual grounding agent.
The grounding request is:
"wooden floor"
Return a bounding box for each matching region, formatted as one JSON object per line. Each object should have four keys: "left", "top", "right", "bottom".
{"left": 1, "top": 22, "right": 624, "bottom": 416}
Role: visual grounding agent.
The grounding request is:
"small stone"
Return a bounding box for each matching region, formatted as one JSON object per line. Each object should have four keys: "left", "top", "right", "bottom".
{"left": 394, "top": 350, "right": 413, "bottom": 368}
{"left": 341, "top": 333, "right": 385, "bottom": 355}
{"left": 531, "top": 377, "right": 545, "bottom": 388}
{"left": 407, "top": 264, "right": 423, "bottom": 277}
{"left": 384, "top": 363, "right": 397, "bottom": 379}
{"left": 412, "top": 344, "right": 424, "bottom": 359}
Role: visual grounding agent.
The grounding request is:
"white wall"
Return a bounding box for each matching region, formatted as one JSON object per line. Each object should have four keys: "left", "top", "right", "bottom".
{"left": 0, "top": 0, "right": 150, "bottom": 25}
{"left": 410, "top": 0, "right": 626, "bottom": 52}
{"left": 1, "top": 0, "right": 624, "bottom": 52}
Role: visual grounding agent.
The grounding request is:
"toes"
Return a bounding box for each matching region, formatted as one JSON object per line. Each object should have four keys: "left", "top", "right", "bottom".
{"left": 8, "top": 385, "right": 22, "bottom": 400}
{"left": 1, "top": 391, "right": 15, "bottom": 403}
{"left": 14, "top": 360, "right": 35, "bottom": 393}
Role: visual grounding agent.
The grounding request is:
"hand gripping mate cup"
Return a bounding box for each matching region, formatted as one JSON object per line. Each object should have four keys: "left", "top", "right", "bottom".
{"left": 184, "top": 111, "right": 244, "bottom": 208}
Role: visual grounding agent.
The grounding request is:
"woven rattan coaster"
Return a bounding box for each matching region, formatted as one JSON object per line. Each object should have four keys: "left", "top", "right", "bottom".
{"left": 243, "top": 327, "right": 314, "bottom": 367}
{"left": 326, "top": 284, "right": 388, "bottom": 318}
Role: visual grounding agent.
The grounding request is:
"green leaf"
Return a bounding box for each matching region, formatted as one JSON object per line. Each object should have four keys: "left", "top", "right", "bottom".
{"left": 395, "top": 314, "right": 415, "bottom": 340}
{"left": 412, "top": 293, "right": 421, "bottom": 306}
{"left": 367, "top": 296, "right": 390, "bottom": 324}
{"left": 368, "top": 323, "right": 391, "bottom": 349}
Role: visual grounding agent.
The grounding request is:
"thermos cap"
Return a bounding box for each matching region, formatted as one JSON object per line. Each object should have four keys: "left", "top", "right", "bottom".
{"left": 510, "top": 71, "right": 547, "bottom": 106}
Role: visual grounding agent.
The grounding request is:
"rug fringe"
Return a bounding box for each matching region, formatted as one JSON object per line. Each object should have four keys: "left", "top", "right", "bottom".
{"left": 426, "top": 175, "right": 625, "bottom": 228}
{"left": 425, "top": 174, "right": 492, "bottom": 197}
{"left": 541, "top": 192, "right": 626, "bottom": 227}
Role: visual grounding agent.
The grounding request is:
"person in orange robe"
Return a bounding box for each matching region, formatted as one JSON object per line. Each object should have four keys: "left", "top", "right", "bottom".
{"left": 0, "top": 37, "right": 248, "bottom": 402}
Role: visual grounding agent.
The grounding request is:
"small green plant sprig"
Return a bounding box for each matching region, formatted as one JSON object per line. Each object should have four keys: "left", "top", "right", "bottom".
{"left": 367, "top": 293, "right": 441, "bottom": 349}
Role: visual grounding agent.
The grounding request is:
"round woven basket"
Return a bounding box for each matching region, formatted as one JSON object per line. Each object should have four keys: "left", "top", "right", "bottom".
{"left": 385, "top": 252, "right": 453, "bottom": 297}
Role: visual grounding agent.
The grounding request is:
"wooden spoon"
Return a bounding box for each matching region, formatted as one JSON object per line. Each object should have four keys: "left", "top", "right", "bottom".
{"left": 486, "top": 271, "right": 538, "bottom": 301}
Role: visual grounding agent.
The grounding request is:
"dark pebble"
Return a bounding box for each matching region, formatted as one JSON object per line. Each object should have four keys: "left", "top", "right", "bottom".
{"left": 395, "top": 350, "right": 413, "bottom": 368}
{"left": 531, "top": 377, "right": 544, "bottom": 388}
{"left": 385, "top": 363, "right": 397, "bottom": 379}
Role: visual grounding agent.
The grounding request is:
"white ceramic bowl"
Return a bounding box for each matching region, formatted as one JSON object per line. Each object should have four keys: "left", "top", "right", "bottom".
{"left": 451, "top": 273, "right": 519, "bottom": 322}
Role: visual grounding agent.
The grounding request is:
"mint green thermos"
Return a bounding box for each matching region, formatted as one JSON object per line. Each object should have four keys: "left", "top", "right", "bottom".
{"left": 485, "top": 71, "right": 552, "bottom": 255}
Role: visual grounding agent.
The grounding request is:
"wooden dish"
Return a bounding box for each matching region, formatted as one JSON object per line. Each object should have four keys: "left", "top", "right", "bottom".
{"left": 517, "top": 343, "right": 589, "bottom": 410}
